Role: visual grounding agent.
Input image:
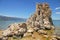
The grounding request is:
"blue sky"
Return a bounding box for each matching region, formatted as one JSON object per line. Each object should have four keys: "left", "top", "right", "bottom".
{"left": 0, "top": 0, "right": 60, "bottom": 20}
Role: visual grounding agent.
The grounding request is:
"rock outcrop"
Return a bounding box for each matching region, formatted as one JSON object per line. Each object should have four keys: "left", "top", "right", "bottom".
{"left": 26, "top": 3, "right": 54, "bottom": 30}
{"left": 1, "top": 3, "right": 60, "bottom": 40}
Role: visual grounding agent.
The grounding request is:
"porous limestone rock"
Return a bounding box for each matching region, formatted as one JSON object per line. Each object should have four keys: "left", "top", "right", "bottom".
{"left": 2, "top": 23, "right": 27, "bottom": 38}
{"left": 2, "top": 28, "right": 13, "bottom": 37}
{"left": 26, "top": 3, "right": 55, "bottom": 31}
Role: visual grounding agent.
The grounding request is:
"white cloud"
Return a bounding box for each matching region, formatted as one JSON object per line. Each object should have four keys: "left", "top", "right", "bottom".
{"left": 56, "top": 12, "right": 60, "bottom": 14}
{"left": 55, "top": 7, "right": 60, "bottom": 10}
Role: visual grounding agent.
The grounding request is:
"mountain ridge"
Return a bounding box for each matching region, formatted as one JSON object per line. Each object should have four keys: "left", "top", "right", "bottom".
{"left": 0, "top": 15, "right": 26, "bottom": 21}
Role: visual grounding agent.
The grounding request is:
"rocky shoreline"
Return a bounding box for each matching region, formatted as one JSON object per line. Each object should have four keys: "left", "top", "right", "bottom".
{"left": 0, "top": 3, "right": 60, "bottom": 40}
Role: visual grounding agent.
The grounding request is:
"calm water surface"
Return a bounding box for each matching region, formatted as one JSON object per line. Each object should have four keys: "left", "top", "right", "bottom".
{"left": 0, "top": 20, "right": 60, "bottom": 30}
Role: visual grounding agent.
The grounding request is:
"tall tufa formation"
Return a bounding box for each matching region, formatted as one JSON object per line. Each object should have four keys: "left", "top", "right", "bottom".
{"left": 26, "top": 3, "right": 55, "bottom": 31}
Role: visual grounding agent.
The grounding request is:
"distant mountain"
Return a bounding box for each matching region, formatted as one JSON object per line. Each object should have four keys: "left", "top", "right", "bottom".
{"left": 0, "top": 15, "right": 26, "bottom": 22}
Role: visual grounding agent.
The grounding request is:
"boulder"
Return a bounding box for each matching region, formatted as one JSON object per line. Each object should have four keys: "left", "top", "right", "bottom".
{"left": 14, "top": 23, "right": 27, "bottom": 37}
{"left": 27, "top": 27, "right": 34, "bottom": 33}
{"left": 51, "top": 25, "right": 55, "bottom": 30}
{"left": 50, "top": 38, "right": 57, "bottom": 40}
{"left": 43, "top": 35, "right": 48, "bottom": 38}
{"left": 38, "top": 30, "right": 47, "bottom": 35}
{"left": 23, "top": 32, "right": 32, "bottom": 37}
{"left": 18, "top": 28, "right": 27, "bottom": 34}
{"left": 2, "top": 37, "right": 8, "bottom": 40}
{"left": 56, "top": 36, "right": 60, "bottom": 40}
{"left": 44, "top": 25, "right": 51, "bottom": 30}
{"left": 2, "top": 28, "right": 13, "bottom": 37}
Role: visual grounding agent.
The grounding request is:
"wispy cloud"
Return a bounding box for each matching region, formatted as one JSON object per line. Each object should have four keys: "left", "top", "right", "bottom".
{"left": 55, "top": 7, "right": 60, "bottom": 10}
{"left": 56, "top": 12, "right": 60, "bottom": 14}
{"left": 55, "top": 7, "right": 60, "bottom": 14}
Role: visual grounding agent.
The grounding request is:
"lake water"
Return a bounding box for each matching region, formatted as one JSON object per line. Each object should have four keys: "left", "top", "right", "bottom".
{"left": 0, "top": 21, "right": 25, "bottom": 30}
{"left": 0, "top": 20, "right": 60, "bottom": 30}
{"left": 53, "top": 20, "right": 60, "bottom": 27}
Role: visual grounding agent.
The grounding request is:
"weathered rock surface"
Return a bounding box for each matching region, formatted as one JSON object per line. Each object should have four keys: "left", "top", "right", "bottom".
{"left": 1, "top": 3, "right": 60, "bottom": 40}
